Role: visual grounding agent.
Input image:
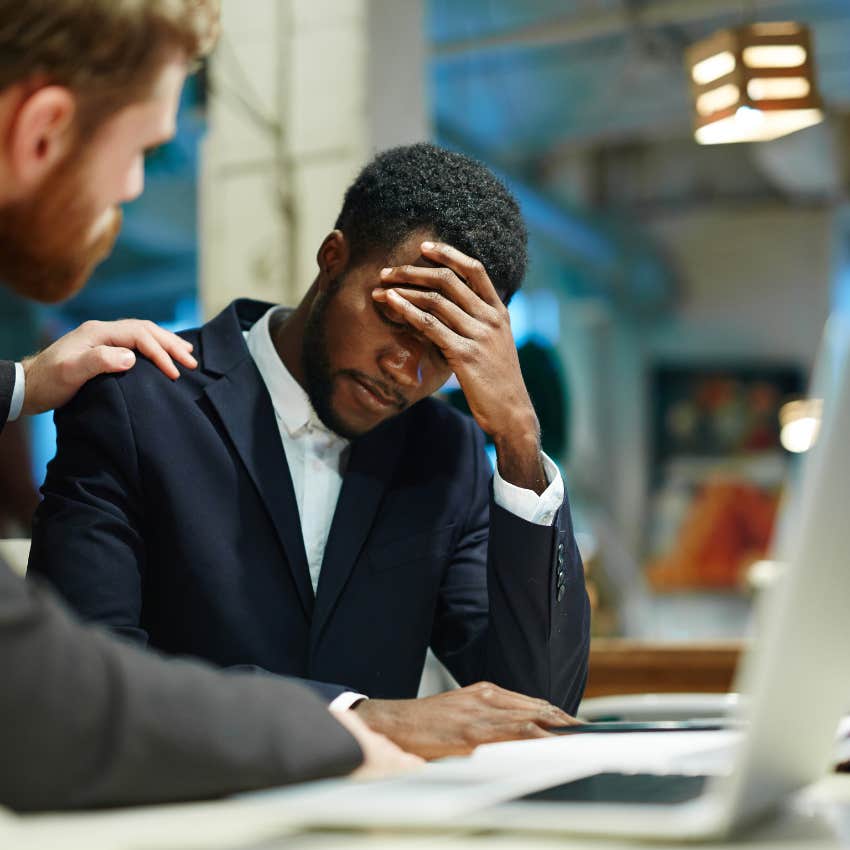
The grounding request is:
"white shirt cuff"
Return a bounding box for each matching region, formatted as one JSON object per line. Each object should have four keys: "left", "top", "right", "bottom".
{"left": 493, "top": 451, "right": 564, "bottom": 527}
{"left": 329, "top": 691, "right": 369, "bottom": 712}
{"left": 8, "top": 362, "right": 25, "bottom": 422}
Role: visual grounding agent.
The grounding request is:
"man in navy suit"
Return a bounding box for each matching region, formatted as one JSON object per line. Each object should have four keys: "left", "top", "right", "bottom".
{"left": 30, "top": 143, "right": 591, "bottom": 759}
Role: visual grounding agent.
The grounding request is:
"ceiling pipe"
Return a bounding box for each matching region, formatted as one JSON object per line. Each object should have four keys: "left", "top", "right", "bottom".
{"left": 437, "top": 126, "right": 676, "bottom": 314}
{"left": 433, "top": 0, "right": 810, "bottom": 59}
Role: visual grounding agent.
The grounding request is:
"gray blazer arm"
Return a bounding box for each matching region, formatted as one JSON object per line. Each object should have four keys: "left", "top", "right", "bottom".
{"left": 0, "top": 561, "right": 362, "bottom": 812}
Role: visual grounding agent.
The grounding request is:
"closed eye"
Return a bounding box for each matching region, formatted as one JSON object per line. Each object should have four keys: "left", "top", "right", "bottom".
{"left": 374, "top": 301, "right": 448, "bottom": 364}
{"left": 374, "top": 302, "right": 409, "bottom": 331}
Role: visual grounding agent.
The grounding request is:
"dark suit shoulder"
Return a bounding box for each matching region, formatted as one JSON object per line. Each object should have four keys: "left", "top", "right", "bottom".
{"left": 116, "top": 324, "right": 206, "bottom": 391}
{"left": 60, "top": 326, "right": 219, "bottom": 420}
{"left": 0, "top": 359, "right": 14, "bottom": 432}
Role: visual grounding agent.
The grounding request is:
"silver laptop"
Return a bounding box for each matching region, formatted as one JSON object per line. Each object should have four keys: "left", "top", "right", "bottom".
{"left": 249, "top": 314, "right": 850, "bottom": 841}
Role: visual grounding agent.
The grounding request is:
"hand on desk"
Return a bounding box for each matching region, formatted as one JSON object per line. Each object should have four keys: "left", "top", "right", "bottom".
{"left": 354, "top": 681, "right": 581, "bottom": 760}
{"left": 331, "top": 706, "right": 423, "bottom": 779}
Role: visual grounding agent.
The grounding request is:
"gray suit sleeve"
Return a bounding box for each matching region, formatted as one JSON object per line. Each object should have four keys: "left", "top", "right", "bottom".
{"left": 0, "top": 559, "right": 362, "bottom": 813}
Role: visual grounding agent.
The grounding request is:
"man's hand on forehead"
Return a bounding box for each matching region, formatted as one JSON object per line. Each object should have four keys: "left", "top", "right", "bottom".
{"left": 378, "top": 240, "right": 502, "bottom": 304}
{"left": 373, "top": 241, "right": 548, "bottom": 494}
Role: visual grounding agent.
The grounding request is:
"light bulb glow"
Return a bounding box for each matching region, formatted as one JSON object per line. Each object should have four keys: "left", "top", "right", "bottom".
{"left": 779, "top": 398, "right": 823, "bottom": 453}
{"left": 696, "top": 83, "right": 741, "bottom": 116}
{"left": 692, "top": 51, "right": 736, "bottom": 85}
{"left": 743, "top": 44, "right": 807, "bottom": 68}
{"left": 780, "top": 417, "right": 820, "bottom": 453}
{"left": 690, "top": 23, "right": 821, "bottom": 145}
{"left": 747, "top": 77, "right": 811, "bottom": 100}
{"left": 695, "top": 108, "right": 823, "bottom": 144}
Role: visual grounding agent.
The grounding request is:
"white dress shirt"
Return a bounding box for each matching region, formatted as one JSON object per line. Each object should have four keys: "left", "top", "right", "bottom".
{"left": 245, "top": 306, "right": 564, "bottom": 708}
{"left": 246, "top": 309, "right": 350, "bottom": 596}
{"left": 8, "top": 362, "right": 25, "bottom": 422}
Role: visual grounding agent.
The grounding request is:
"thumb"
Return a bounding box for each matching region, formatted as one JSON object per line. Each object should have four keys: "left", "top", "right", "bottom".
{"left": 80, "top": 345, "right": 136, "bottom": 381}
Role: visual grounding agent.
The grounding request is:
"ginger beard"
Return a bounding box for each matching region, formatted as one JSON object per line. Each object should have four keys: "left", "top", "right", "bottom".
{"left": 0, "top": 143, "right": 123, "bottom": 304}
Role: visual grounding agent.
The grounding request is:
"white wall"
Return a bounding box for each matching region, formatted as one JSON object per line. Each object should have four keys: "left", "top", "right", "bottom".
{"left": 200, "top": 0, "right": 429, "bottom": 317}
{"left": 201, "top": 0, "right": 369, "bottom": 317}
{"left": 647, "top": 205, "right": 832, "bottom": 365}
{"left": 601, "top": 204, "right": 835, "bottom": 550}
{"left": 366, "top": 0, "right": 429, "bottom": 153}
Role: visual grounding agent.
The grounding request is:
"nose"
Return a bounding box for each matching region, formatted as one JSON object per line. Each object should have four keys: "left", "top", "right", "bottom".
{"left": 377, "top": 342, "right": 423, "bottom": 390}
{"left": 120, "top": 154, "right": 145, "bottom": 203}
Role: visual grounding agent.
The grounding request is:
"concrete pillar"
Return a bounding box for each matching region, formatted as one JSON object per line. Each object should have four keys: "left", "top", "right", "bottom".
{"left": 200, "top": 0, "right": 429, "bottom": 317}
{"left": 200, "top": 0, "right": 369, "bottom": 317}
{"left": 366, "top": 0, "right": 429, "bottom": 152}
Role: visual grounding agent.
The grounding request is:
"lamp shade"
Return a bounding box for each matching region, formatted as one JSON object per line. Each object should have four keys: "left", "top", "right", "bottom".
{"left": 686, "top": 22, "right": 824, "bottom": 145}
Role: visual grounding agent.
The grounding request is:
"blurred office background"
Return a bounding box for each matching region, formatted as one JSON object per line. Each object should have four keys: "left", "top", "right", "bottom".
{"left": 2, "top": 0, "right": 849, "bottom": 663}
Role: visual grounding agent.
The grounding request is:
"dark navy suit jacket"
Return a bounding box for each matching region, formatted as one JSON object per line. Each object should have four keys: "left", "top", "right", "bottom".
{"left": 0, "top": 349, "right": 361, "bottom": 812}
{"left": 29, "top": 299, "right": 591, "bottom": 711}
{"left": 0, "top": 359, "right": 13, "bottom": 425}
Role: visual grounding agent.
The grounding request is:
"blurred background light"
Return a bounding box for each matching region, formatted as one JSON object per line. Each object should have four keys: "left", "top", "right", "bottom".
{"left": 687, "top": 21, "right": 824, "bottom": 145}
{"left": 779, "top": 398, "right": 823, "bottom": 453}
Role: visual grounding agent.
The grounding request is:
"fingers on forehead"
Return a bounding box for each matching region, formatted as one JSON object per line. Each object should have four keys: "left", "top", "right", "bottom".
{"left": 423, "top": 242, "right": 505, "bottom": 305}
{"left": 393, "top": 264, "right": 457, "bottom": 286}
{"left": 423, "top": 241, "right": 467, "bottom": 264}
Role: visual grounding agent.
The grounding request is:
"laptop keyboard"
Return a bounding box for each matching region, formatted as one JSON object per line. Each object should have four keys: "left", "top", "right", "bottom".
{"left": 519, "top": 772, "right": 709, "bottom": 805}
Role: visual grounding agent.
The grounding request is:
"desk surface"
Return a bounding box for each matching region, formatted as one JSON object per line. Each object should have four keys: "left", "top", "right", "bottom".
{"left": 6, "top": 773, "right": 850, "bottom": 850}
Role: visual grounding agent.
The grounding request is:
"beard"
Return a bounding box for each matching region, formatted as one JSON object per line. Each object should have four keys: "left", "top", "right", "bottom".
{"left": 301, "top": 278, "right": 360, "bottom": 440}
{"left": 300, "top": 277, "right": 407, "bottom": 441}
{"left": 0, "top": 147, "right": 122, "bottom": 304}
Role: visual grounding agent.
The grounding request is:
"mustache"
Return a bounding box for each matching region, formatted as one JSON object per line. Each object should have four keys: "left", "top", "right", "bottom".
{"left": 344, "top": 370, "right": 407, "bottom": 409}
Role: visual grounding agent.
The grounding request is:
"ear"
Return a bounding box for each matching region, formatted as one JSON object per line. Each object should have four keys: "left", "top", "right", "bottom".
{"left": 8, "top": 86, "right": 77, "bottom": 189}
{"left": 315, "top": 229, "right": 350, "bottom": 292}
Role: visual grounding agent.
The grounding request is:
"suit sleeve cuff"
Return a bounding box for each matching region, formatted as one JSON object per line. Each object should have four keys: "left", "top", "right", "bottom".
{"left": 8, "top": 362, "right": 25, "bottom": 422}
{"left": 328, "top": 691, "right": 369, "bottom": 712}
{"left": 493, "top": 451, "right": 564, "bottom": 526}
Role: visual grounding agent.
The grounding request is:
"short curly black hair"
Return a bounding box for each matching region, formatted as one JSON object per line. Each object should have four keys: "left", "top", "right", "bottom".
{"left": 335, "top": 143, "right": 528, "bottom": 304}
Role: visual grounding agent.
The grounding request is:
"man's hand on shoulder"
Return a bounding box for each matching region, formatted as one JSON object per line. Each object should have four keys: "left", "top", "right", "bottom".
{"left": 22, "top": 319, "right": 197, "bottom": 415}
{"left": 374, "top": 241, "right": 548, "bottom": 494}
{"left": 353, "top": 681, "right": 581, "bottom": 760}
{"left": 331, "top": 706, "right": 423, "bottom": 779}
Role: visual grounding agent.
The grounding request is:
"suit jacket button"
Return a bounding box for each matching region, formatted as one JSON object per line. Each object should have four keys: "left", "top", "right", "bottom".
{"left": 556, "top": 585, "right": 565, "bottom": 602}
{"left": 557, "top": 569, "right": 565, "bottom": 584}
{"left": 557, "top": 542, "right": 565, "bottom": 565}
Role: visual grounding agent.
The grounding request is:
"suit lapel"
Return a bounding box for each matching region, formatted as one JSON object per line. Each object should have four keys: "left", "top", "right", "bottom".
{"left": 203, "top": 357, "right": 315, "bottom": 620}
{"left": 311, "top": 416, "right": 406, "bottom": 640}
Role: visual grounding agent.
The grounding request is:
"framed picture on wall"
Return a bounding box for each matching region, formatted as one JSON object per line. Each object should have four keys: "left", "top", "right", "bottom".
{"left": 645, "top": 363, "right": 804, "bottom": 592}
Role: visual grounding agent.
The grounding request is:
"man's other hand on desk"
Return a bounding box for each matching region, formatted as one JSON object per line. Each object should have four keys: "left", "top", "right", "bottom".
{"left": 354, "top": 681, "right": 581, "bottom": 760}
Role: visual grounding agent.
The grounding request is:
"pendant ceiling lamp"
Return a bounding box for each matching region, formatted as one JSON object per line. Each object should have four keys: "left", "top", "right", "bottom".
{"left": 686, "top": 21, "right": 824, "bottom": 145}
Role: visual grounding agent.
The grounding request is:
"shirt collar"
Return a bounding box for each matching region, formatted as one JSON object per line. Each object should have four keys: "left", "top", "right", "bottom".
{"left": 245, "top": 306, "right": 343, "bottom": 442}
